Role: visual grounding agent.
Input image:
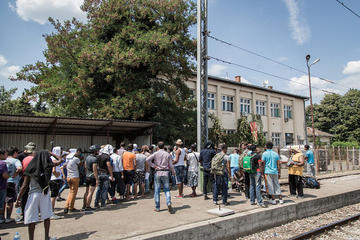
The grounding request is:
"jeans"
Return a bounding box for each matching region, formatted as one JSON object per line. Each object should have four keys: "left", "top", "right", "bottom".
{"left": 244, "top": 172, "right": 250, "bottom": 198}
{"left": 307, "top": 163, "right": 315, "bottom": 177}
{"left": 289, "top": 174, "right": 303, "bottom": 197}
{"left": 230, "top": 167, "right": 239, "bottom": 177}
{"left": 95, "top": 176, "right": 110, "bottom": 206}
{"left": 249, "top": 172, "right": 263, "bottom": 204}
{"left": 109, "top": 172, "right": 125, "bottom": 198}
{"left": 203, "top": 169, "right": 214, "bottom": 195}
{"left": 59, "top": 179, "right": 68, "bottom": 194}
{"left": 65, "top": 177, "right": 80, "bottom": 210}
{"left": 213, "top": 174, "right": 228, "bottom": 203}
{"left": 154, "top": 174, "right": 171, "bottom": 210}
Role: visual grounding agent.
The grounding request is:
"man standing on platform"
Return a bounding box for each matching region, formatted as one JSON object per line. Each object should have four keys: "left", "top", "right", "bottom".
{"left": 199, "top": 141, "right": 216, "bottom": 200}
{"left": 304, "top": 145, "right": 315, "bottom": 177}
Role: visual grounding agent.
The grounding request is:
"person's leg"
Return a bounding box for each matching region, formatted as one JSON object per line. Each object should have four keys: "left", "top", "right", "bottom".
{"left": 83, "top": 185, "right": 89, "bottom": 209}
{"left": 94, "top": 179, "right": 102, "bottom": 207}
{"left": 70, "top": 178, "right": 80, "bottom": 210}
{"left": 311, "top": 164, "right": 316, "bottom": 177}
{"left": 44, "top": 218, "right": 50, "bottom": 240}
{"left": 101, "top": 179, "right": 110, "bottom": 206}
{"left": 65, "top": 178, "right": 73, "bottom": 210}
{"left": 249, "top": 174, "right": 255, "bottom": 204}
{"left": 134, "top": 183, "right": 138, "bottom": 199}
{"left": 255, "top": 172, "right": 263, "bottom": 204}
{"left": 265, "top": 174, "right": 275, "bottom": 201}
{"left": 203, "top": 170, "right": 209, "bottom": 196}
{"left": 289, "top": 175, "right": 296, "bottom": 195}
{"left": 109, "top": 177, "right": 116, "bottom": 199}
{"left": 212, "top": 175, "right": 220, "bottom": 203}
{"left": 296, "top": 176, "right": 304, "bottom": 197}
{"left": 86, "top": 186, "right": 96, "bottom": 208}
{"left": 162, "top": 175, "right": 172, "bottom": 207}
{"left": 6, "top": 202, "right": 13, "bottom": 219}
{"left": 221, "top": 175, "right": 228, "bottom": 204}
{"left": 244, "top": 172, "right": 250, "bottom": 199}
{"left": 28, "top": 223, "right": 36, "bottom": 240}
{"left": 154, "top": 174, "right": 161, "bottom": 210}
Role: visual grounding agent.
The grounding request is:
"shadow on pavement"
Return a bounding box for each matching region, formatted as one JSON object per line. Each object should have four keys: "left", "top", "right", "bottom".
{"left": 58, "top": 231, "right": 97, "bottom": 239}
{"left": 173, "top": 204, "right": 191, "bottom": 213}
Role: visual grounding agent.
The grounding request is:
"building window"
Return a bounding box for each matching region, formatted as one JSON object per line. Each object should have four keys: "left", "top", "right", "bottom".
{"left": 222, "top": 96, "right": 234, "bottom": 112}
{"left": 284, "top": 105, "right": 292, "bottom": 119}
{"left": 208, "top": 93, "right": 215, "bottom": 110}
{"left": 270, "top": 103, "right": 280, "bottom": 117}
{"left": 272, "top": 132, "right": 281, "bottom": 146}
{"left": 225, "top": 129, "right": 236, "bottom": 134}
{"left": 256, "top": 100, "right": 266, "bottom": 116}
{"left": 240, "top": 98, "right": 251, "bottom": 115}
{"left": 285, "top": 133, "right": 294, "bottom": 145}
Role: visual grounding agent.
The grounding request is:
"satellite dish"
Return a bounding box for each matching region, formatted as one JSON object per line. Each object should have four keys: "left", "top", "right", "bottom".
{"left": 263, "top": 80, "right": 269, "bottom": 87}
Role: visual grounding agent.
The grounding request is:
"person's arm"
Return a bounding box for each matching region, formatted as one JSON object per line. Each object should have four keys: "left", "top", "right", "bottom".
{"left": 118, "top": 156, "right": 124, "bottom": 179}
{"left": 2, "top": 171, "right": 9, "bottom": 180}
{"left": 277, "top": 158, "right": 281, "bottom": 177}
{"left": 199, "top": 151, "right": 203, "bottom": 165}
{"left": 226, "top": 159, "right": 231, "bottom": 178}
{"left": 93, "top": 163, "right": 99, "bottom": 186}
{"left": 53, "top": 167, "right": 60, "bottom": 178}
{"left": 169, "top": 155, "right": 176, "bottom": 175}
{"left": 49, "top": 151, "right": 63, "bottom": 166}
{"left": 173, "top": 149, "right": 180, "bottom": 164}
{"left": 106, "top": 160, "right": 114, "bottom": 181}
{"left": 296, "top": 155, "right": 305, "bottom": 166}
{"left": 15, "top": 175, "right": 30, "bottom": 207}
{"left": 146, "top": 153, "right": 156, "bottom": 169}
{"left": 13, "top": 160, "right": 22, "bottom": 178}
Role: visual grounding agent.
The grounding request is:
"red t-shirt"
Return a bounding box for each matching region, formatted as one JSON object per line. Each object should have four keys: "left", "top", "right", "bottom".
{"left": 22, "top": 156, "right": 34, "bottom": 174}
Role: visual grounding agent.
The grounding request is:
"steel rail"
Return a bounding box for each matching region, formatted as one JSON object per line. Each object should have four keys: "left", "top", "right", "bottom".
{"left": 288, "top": 213, "right": 360, "bottom": 240}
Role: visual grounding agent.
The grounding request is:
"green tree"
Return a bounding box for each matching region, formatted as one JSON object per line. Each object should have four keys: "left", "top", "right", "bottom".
{"left": 0, "top": 86, "right": 33, "bottom": 115}
{"left": 208, "top": 113, "right": 225, "bottom": 146}
{"left": 12, "top": 0, "right": 197, "bottom": 143}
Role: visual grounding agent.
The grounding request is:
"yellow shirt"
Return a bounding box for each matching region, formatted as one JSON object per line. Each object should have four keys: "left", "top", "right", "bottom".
{"left": 288, "top": 153, "right": 303, "bottom": 176}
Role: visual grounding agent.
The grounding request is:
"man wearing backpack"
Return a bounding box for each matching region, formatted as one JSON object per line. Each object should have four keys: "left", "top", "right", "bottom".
{"left": 199, "top": 141, "right": 216, "bottom": 200}
{"left": 211, "top": 144, "right": 231, "bottom": 206}
{"left": 243, "top": 145, "right": 266, "bottom": 208}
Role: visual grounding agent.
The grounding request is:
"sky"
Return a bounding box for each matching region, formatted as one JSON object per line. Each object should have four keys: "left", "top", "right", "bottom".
{"left": 0, "top": 0, "right": 360, "bottom": 103}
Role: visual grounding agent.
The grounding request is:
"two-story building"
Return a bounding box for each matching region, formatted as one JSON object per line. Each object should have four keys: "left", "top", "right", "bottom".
{"left": 186, "top": 75, "right": 308, "bottom": 147}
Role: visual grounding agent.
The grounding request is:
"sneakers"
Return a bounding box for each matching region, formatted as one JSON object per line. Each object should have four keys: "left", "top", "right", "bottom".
{"left": 84, "top": 207, "right": 94, "bottom": 213}
{"left": 223, "top": 202, "right": 230, "bottom": 206}
{"left": 213, "top": 201, "right": 218, "bottom": 205}
{"left": 204, "top": 195, "right": 210, "bottom": 200}
{"left": 50, "top": 214, "right": 62, "bottom": 220}
{"left": 279, "top": 199, "right": 284, "bottom": 204}
{"left": 270, "top": 199, "right": 277, "bottom": 205}
{"left": 154, "top": 208, "right": 160, "bottom": 212}
{"left": 63, "top": 208, "right": 68, "bottom": 214}
{"left": 175, "top": 195, "right": 183, "bottom": 199}
{"left": 5, "top": 218, "right": 15, "bottom": 223}
{"left": 258, "top": 203, "right": 267, "bottom": 208}
{"left": 296, "top": 195, "right": 304, "bottom": 199}
{"left": 168, "top": 205, "right": 174, "bottom": 214}
{"left": 15, "top": 215, "right": 24, "bottom": 222}
{"left": 250, "top": 202, "right": 257, "bottom": 205}
{"left": 56, "top": 197, "right": 65, "bottom": 202}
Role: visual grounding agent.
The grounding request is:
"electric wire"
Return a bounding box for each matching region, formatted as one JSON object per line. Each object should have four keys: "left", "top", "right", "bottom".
{"left": 208, "top": 34, "right": 349, "bottom": 90}
{"left": 209, "top": 56, "right": 337, "bottom": 94}
{"left": 335, "top": 0, "right": 360, "bottom": 19}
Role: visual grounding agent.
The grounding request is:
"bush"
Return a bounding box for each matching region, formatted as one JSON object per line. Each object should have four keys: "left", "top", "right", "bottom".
{"left": 331, "top": 141, "right": 360, "bottom": 148}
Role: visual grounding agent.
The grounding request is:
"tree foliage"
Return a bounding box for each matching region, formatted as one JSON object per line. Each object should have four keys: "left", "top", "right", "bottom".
{"left": 0, "top": 86, "right": 34, "bottom": 115}
{"left": 12, "top": 0, "right": 197, "bottom": 143}
{"left": 306, "top": 89, "right": 360, "bottom": 144}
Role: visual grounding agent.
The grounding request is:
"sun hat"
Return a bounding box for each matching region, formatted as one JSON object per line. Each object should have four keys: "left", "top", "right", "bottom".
{"left": 175, "top": 139, "right": 183, "bottom": 145}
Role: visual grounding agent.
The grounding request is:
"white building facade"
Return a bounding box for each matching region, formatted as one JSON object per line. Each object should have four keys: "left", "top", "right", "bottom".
{"left": 186, "top": 75, "right": 308, "bottom": 147}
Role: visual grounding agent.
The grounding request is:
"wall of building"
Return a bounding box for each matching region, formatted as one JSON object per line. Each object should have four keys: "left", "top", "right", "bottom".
{"left": 186, "top": 77, "right": 307, "bottom": 147}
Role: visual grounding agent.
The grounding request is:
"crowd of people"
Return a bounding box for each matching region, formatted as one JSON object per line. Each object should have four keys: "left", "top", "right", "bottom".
{"left": 0, "top": 139, "right": 315, "bottom": 240}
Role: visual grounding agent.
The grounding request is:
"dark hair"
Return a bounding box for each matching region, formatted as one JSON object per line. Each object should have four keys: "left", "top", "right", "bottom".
{"left": 113, "top": 148, "right": 118, "bottom": 153}
{"left": 120, "top": 142, "right": 126, "bottom": 147}
{"left": 168, "top": 145, "right": 174, "bottom": 152}
{"left": 7, "top": 146, "right": 19, "bottom": 156}
{"left": 127, "top": 144, "right": 133, "bottom": 151}
{"left": 266, "top": 142, "right": 274, "bottom": 149}
{"left": 304, "top": 145, "right": 310, "bottom": 150}
{"left": 76, "top": 148, "right": 82, "bottom": 153}
{"left": 191, "top": 144, "right": 196, "bottom": 151}
{"left": 158, "top": 141, "right": 165, "bottom": 149}
{"left": 0, "top": 149, "right": 5, "bottom": 155}
{"left": 249, "top": 144, "right": 256, "bottom": 152}
{"left": 221, "top": 143, "right": 227, "bottom": 150}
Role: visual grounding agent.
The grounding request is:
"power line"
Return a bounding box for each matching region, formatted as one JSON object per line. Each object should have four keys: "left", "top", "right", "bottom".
{"left": 335, "top": 0, "right": 360, "bottom": 19}
{"left": 209, "top": 56, "right": 337, "bottom": 94}
{"left": 208, "top": 34, "right": 349, "bottom": 90}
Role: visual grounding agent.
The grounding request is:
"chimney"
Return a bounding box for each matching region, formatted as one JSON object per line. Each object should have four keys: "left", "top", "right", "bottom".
{"left": 268, "top": 86, "right": 273, "bottom": 89}
{"left": 235, "top": 76, "right": 241, "bottom": 82}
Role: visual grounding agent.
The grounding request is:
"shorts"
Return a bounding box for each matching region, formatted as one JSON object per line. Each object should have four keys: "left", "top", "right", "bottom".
{"left": 85, "top": 177, "right": 96, "bottom": 187}
{"left": 175, "top": 166, "right": 186, "bottom": 184}
{"left": 0, "top": 188, "right": 6, "bottom": 209}
{"left": 265, "top": 174, "right": 281, "bottom": 195}
{"left": 133, "top": 171, "right": 145, "bottom": 184}
{"left": 49, "top": 179, "right": 63, "bottom": 198}
{"left": 24, "top": 192, "right": 52, "bottom": 225}
{"left": 230, "top": 167, "right": 239, "bottom": 177}
{"left": 124, "top": 170, "right": 135, "bottom": 185}
{"left": 5, "top": 182, "right": 17, "bottom": 203}
{"left": 187, "top": 171, "right": 198, "bottom": 187}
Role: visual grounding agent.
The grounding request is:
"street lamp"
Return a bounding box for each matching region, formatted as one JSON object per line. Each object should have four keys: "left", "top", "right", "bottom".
{"left": 306, "top": 54, "right": 320, "bottom": 173}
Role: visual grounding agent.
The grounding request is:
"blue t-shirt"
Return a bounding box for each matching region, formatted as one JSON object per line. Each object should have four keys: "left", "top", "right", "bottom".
{"left": 229, "top": 153, "right": 239, "bottom": 168}
{"left": 5, "top": 157, "right": 22, "bottom": 185}
{"left": 306, "top": 150, "right": 314, "bottom": 164}
{"left": 262, "top": 149, "right": 280, "bottom": 175}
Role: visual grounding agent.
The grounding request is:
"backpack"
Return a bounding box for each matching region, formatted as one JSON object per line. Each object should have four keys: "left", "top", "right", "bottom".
{"left": 243, "top": 154, "right": 257, "bottom": 174}
{"left": 302, "top": 176, "right": 320, "bottom": 189}
{"left": 211, "top": 153, "right": 225, "bottom": 176}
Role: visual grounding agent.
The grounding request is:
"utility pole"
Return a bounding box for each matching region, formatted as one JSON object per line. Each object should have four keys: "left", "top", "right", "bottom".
{"left": 197, "top": 0, "right": 209, "bottom": 152}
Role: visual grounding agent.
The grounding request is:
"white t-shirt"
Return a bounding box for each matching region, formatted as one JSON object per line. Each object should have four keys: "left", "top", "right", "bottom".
{"left": 187, "top": 152, "right": 200, "bottom": 172}
{"left": 66, "top": 156, "right": 80, "bottom": 178}
{"left": 110, "top": 153, "right": 123, "bottom": 172}
{"left": 50, "top": 156, "right": 62, "bottom": 180}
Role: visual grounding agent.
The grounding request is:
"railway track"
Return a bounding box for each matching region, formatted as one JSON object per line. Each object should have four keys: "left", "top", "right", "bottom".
{"left": 289, "top": 213, "right": 360, "bottom": 240}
